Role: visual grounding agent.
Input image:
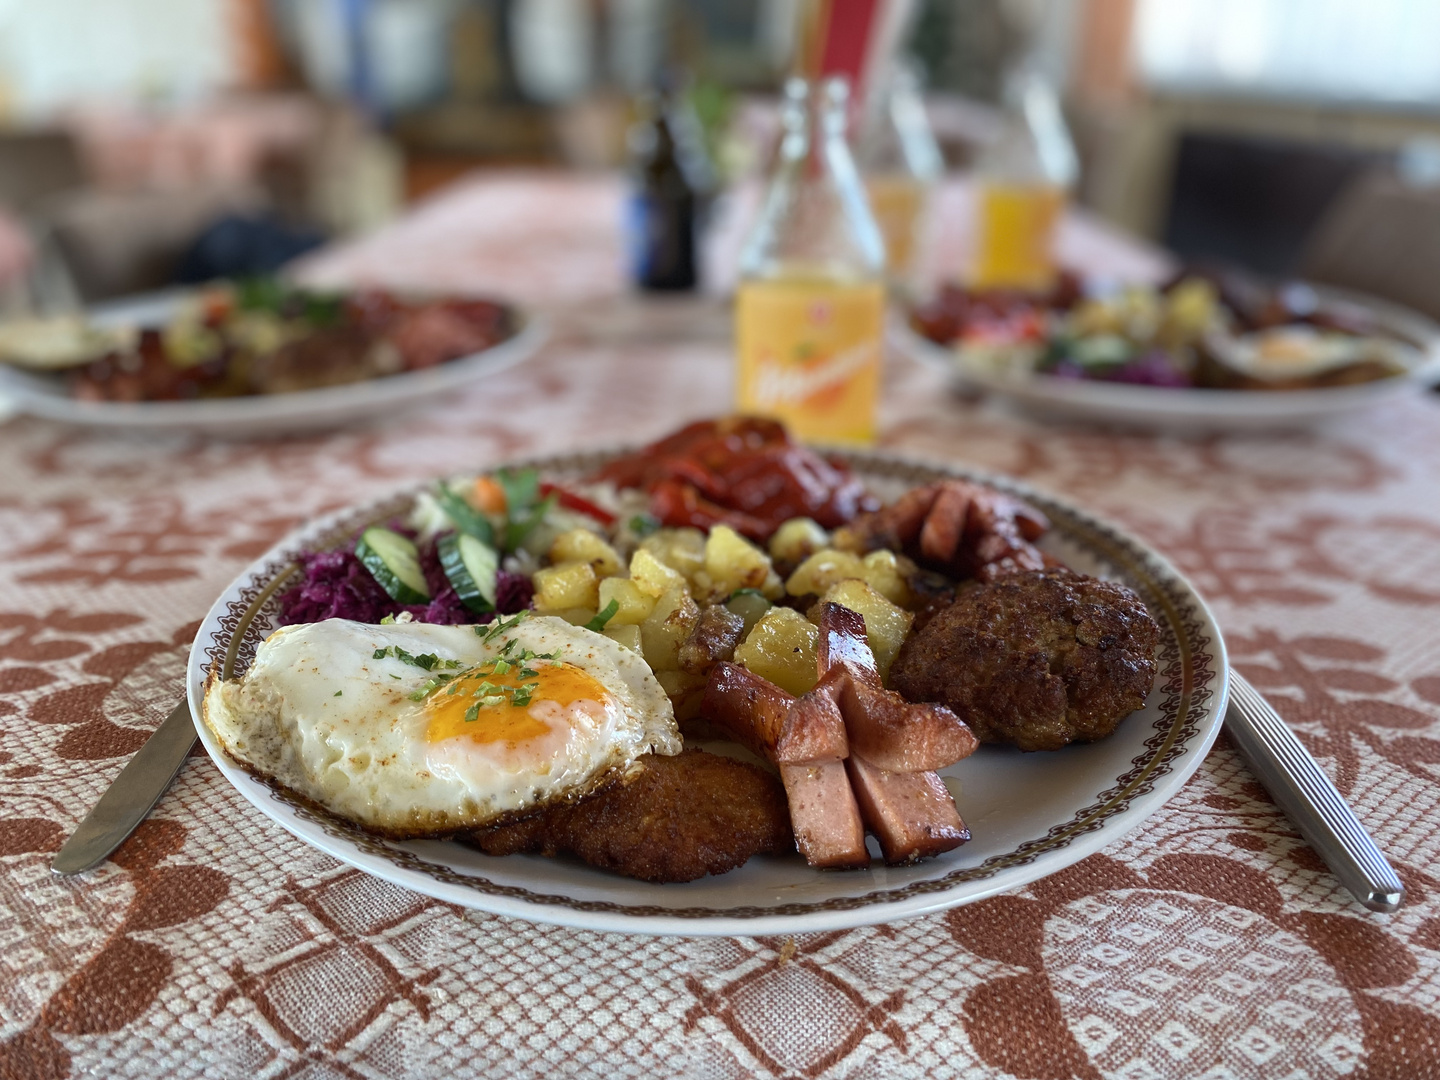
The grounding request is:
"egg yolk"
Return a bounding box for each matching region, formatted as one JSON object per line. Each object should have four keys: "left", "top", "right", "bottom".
{"left": 424, "top": 661, "right": 611, "bottom": 745}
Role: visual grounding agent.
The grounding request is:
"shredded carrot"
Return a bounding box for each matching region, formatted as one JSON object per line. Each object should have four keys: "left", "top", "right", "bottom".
{"left": 472, "top": 476, "right": 507, "bottom": 514}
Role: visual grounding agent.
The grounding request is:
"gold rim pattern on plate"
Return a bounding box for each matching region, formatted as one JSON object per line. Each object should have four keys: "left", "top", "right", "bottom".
{"left": 200, "top": 449, "right": 1218, "bottom": 920}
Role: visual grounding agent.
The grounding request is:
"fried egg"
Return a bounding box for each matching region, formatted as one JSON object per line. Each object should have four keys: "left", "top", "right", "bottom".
{"left": 202, "top": 614, "right": 681, "bottom": 836}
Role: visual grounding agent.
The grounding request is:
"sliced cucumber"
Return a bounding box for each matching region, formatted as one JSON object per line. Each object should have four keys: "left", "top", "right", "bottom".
{"left": 356, "top": 527, "right": 430, "bottom": 604}
{"left": 435, "top": 481, "right": 496, "bottom": 547}
{"left": 439, "top": 532, "right": 499, "bottom": 613}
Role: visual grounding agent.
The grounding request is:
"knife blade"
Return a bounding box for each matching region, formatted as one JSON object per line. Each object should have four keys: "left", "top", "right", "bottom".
{"left": 51, "top": 699, "right": 198, "bottom": 876}
{"left": 1226, "top": 669, "right": 1404, "bottom": 912}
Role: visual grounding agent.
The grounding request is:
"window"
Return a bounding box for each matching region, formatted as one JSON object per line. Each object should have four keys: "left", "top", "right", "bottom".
{"left": 1134, "top": 0, "right": 1440, "bottom": 108}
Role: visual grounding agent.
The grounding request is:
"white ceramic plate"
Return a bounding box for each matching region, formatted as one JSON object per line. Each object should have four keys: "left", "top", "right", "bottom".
{"left": 187, "top": 449, "right": 1229, "bottom": 936}
{"left": 0, "top": 289, "right": 546, "bottom": 436}
{"left": 894, "top": 286, "right": 1440, "bottom": 433}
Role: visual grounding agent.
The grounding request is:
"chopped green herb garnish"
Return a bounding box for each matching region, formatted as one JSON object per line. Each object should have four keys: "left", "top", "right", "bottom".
{"left": 585, "top": 599, "right": 620, "bottom": 632}
{"left": 512, "top": 683, "right": 538, "bottom": 707}
{"left": 380, "top": 614, "right": 396, "bottom": 625}
{"left": 730, "top": 587, "right": 765, "bottom": 599}
{"left": 372, "top": 644, "right": 463, "bottom": 671}
{"left": 478, "top": 694, "right": 507, "bottom": 708}
{"left": 334, "top": 690, "right": 342, "bottom": 697}
{"left": 389, "top": 674, "right": 402, "bottom": 680}
{"left": 482, "top": 611, "right": 528, "bottom": 644}
{"left": 628, "top": 513, "right": 661, "bottom": 537}
{"left": 518, "top": 667, "right": 539, "bottom": 679}
{"left": 492, "top": 659, "right": 511, "bottom": 675}
{"left": 464, "top": 702, "right": 480, "bottom": 722}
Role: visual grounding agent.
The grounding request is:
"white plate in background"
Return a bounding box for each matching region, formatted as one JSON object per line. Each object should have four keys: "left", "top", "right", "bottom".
{"left": 0, "top": 289, "right": 546, "bottom": 437}
{"left": 894, "top": 285, "right": 1440, "bottom": 432}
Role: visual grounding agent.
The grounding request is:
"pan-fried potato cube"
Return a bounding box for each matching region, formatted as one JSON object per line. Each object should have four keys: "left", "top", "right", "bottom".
{"left": 602, "top": 623, "right": 643, "bottom": 653}
{"left": 597, "top": 576, "right": 656, "bottom": 626}
{"left": 768, "top": 517, "right": 830, "bottom": 567}
{"left": 725, "top": 590, "right": 773, "bottom": 635}
{"left": 639, "top": 584, "right": 699, "bottom": 671}
{"left": 785, "top": 548, "right": 867, "bottom": 598}
{"left": 639, "top": 528, "right": 706, "bottom": 579}
{"left": 860, "top": 550, "right": 915, "bottom": 608}
{"left": 655, "top": 668, "right": 706, "bottom": 721}
{"left": 550, "top": 529, "right": 622, "bottom": 578}
{"left": 815, "top": 579, "right": 914, "bottom": 684}
{"left": 552, "top": 606, "right": 599, "bottom": 626}
{"left": 704, "top": 524, "right": 777, "bottom": 597}
{"left": 734, "top": 606, "right": 819, "bottom": 696}
{"left": 532, "top": 561, "right": 599, "bottom": 611}
{"left": 630, "top": 548, "right": 688, "bottom": 598}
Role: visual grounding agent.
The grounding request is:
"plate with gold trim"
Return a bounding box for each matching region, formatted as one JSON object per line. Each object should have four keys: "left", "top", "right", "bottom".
{"left": 186, "top": 449, "right": 1228, "bottom": 936}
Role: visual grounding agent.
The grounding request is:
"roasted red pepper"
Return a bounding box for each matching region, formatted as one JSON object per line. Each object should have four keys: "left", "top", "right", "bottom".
{"left": 592, "top": 417, "right": 877, "bottom": 539}
{"left": 538, "top": 482, "right": 617, "bottom": 525}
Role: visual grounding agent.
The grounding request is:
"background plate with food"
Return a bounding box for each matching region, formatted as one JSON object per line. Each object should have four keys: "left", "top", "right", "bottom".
{"left": 187, "top": 426, "right": 1227, "bottom": 935}
{"left": 897, "top": 273, "right": 1440, "bottom": 431}
{"left": 0, "top": 281, "right": 545, "bottom": 435}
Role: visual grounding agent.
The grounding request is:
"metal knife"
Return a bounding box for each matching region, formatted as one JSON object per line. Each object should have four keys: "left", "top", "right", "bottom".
{"left": 51, "top": 699, "right": 198, "bottom": 876}
{"left": 1226, "top": 669, "right": 1404, "bottom": 912}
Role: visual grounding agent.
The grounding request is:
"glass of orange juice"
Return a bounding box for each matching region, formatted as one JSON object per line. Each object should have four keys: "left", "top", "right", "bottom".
{"left": 855, "top": 59, "right": 944, "bottom": 292}
{"left": 971, "top": 67, "right": 1078, "bottom": 290}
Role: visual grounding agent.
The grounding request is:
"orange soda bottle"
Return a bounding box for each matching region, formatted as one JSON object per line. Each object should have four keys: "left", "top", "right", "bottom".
{"left": 972, "top": 68, "right": 1078, "bottom": 291}
{"left": 735, "top": 77, "right": 886, "bottom": 445}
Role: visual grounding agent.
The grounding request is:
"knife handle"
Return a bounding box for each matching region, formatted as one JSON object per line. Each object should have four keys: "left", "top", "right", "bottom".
{"left": 1226, "top": 670, "right": 1404, "bottom": 912}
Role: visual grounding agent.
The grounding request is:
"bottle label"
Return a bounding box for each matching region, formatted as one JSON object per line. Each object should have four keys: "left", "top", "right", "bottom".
{"left": 735, "top": 279, "right": 884, "bottom": 445}
{"left": 626, "top": 192, "right": 697, "bottom": 290}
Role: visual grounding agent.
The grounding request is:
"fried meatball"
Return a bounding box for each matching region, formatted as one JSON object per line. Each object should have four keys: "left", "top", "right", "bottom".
{"left": 889, "top": 570, "right": 1160, "bottom": 752}
{"left": 466, "top": 749, "right": 793, "bottom": 882}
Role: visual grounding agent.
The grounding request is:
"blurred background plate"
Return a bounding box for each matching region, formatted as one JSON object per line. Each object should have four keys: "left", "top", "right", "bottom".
{"left": 0, "top": 289, "right": 546, "bottom": 436}
{"left": 894, "top": 285, "right": 1440, "bottom": 432}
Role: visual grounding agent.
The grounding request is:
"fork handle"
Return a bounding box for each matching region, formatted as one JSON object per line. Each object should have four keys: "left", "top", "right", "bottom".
{"left": 1226, "top": 670, "right": 1404, "bottom": 912}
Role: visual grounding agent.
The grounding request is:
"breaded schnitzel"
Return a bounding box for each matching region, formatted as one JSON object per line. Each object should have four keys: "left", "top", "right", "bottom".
{"left": 466, "top": 748, "right": 793, "bottom": 882}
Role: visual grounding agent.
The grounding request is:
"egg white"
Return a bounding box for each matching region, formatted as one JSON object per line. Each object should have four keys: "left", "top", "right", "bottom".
{"left": 203, "top": 615, "right": 681, "bottom": 836}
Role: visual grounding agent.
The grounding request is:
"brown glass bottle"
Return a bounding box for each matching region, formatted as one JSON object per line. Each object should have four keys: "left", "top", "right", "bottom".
{"left": 626, "top": 89, "right": 712, "bottom": 291}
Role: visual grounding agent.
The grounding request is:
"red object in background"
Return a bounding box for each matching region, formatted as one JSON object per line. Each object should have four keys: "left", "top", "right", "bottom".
{"left": 816, "top": 0, "right": 882, "bottom": 88}
{"left": 592, "top": 417, "right": 878, "bottom": 539}
{"left": 909, "top": 272, "right": 1082, "bottom": 345}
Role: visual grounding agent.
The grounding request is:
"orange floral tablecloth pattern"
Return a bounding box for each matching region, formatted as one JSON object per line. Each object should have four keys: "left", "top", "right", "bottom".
{"left": 2, "top": 173, "right": 1440, "bottom": 1080}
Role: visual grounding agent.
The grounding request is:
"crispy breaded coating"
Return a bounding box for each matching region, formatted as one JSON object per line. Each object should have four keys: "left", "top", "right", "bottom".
{"left": 889, "top": 569, "right": 1160, "bottom": 752}
{"left": 466, "top": 749, "right": 794, "bottom": 882}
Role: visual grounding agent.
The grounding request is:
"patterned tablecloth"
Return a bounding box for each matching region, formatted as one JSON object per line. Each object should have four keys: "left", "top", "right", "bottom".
{"left": 2, "top": 173, "right": 1439, "bottom": 1080}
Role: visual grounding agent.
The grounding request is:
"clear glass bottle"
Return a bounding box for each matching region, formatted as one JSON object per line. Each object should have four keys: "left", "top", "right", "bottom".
{"left": 971, "top": 66, "right": 1079, "bottom": 291}
{"left": 735, "top": 77, "right": 886, "bottom": 445}
{"left": 855, "top": 58, "right": 943, "bottom": 291}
